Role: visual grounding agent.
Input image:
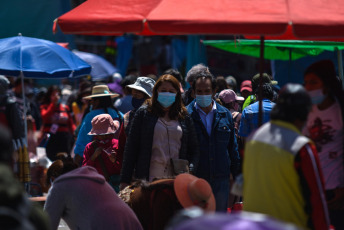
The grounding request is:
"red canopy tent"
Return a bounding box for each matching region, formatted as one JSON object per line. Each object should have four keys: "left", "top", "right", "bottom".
{"left": 54, "top": 0, "right": 288, "bottom": 36}
{"left": 55, "top": 0, "right": 344, "bottom": 39}
{"left": 245, "top": 25, "right": 344, "bottom": 42}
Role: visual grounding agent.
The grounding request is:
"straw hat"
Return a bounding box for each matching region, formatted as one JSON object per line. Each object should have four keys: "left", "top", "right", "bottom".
{"left": 174, "top": 174, "right": 216, "bottom": 212}
{"left": 126, "top": 77, "right": 155, "bottom": 97}
{"left": 83, "top": 85, "right": 119, "bottom": 100}
{"left": 88, "top": 114, "right": 120, "bottom": 135}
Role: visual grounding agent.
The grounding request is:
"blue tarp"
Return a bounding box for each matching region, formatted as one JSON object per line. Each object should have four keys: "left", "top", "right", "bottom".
{"left": 272, "top": 51, "right": 342, "bottom": 87}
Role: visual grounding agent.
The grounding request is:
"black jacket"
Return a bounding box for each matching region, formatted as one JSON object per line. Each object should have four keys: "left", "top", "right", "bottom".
{"left": 120, "top": 105, "right": 200, "bottom": 183}
{"left": 0, "top": 95, "right": 25, "bottom": 140}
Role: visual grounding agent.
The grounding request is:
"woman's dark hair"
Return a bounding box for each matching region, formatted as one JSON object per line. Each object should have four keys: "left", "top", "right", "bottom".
{"left": 92, "top": 96, "right": 113, "bottom": 113}
{"left": 215, "top": 77, "right": 228, "bottom": 94}
{"left": 304, "top": 59, "right": 344, "bottom": 102}
{"left": 163, "top": 69, "right": 182, "bottom": 83}
{"left": 256, "top": 83, "right": 274, "bottom": 101}
{"left": 92, "top": 96, "right": 123, "bottom": 123}
{"left": 270, "top": 83, "right": 312, "bottom": 123}
{"left": 147, "top": 74, "right": 187, "bottom": 120}
{"left": 46, "top": 154, "right": 78, "bottom": 186}
{"left": 41, "top": 85, "right": 61, "bottom": 105}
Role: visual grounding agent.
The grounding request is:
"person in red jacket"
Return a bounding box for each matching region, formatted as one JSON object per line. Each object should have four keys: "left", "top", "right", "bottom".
{"left": 82, "top": 114, "right": 121, "bottom": 192}
{"left": 40, "top": 86, "right": 75, "bottom": 161}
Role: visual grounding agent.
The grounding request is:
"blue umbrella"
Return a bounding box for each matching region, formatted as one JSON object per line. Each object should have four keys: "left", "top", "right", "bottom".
{"left": 73, "top": 50, "right": 117, "bottom": 80}
{"left": 0, "top": 35, "right": 91, "bottom": 78}
{"left": 0, "top": 35, "right": 91, "bottom": 161}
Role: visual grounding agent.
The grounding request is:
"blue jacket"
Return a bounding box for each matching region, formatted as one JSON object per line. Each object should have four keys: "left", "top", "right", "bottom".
{"left": 74, "top": 108, "right": 121, "bottom": 157}
{"left": 239, "top": 99, "right": 275, "bottom": 138}
{"left": 187, "top": 101, "right": 241, "bottom": 180}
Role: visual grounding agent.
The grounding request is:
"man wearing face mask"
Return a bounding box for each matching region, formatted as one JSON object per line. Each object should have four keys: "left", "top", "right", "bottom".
{"left": 186, "top": 69, "right": 241, "bottom": 212}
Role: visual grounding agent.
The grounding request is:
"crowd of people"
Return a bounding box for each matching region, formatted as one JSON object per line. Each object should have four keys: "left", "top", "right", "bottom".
{"left": 0, "top": 59, "right": 343, "bottom": 230}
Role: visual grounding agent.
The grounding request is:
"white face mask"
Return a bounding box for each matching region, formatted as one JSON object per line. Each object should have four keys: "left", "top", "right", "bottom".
{"left": 308, "top": 89, "right": 325, "bottom": 105}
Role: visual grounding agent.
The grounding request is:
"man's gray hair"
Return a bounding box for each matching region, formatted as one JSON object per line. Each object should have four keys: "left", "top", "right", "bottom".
{"left": 186, "top": 64, "right": 209, "bottom": 84}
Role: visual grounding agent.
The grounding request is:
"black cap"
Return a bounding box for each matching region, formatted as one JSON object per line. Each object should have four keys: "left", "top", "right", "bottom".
{"left": 271, "top": 83, "right": 312, "bottom": 122}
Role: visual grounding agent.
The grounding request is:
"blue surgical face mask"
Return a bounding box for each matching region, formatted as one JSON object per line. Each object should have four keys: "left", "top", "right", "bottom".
{"left": 131, "top": 97, "right": 145, "bottom": 109}
{"left": 157, "top": 92, "right": 176, "bottom": 108}
{"left": 196, "top": 95, "right": 213, "bottom": 108}
{"left": 308, "top": 89, "right": 325, "bottom": 105}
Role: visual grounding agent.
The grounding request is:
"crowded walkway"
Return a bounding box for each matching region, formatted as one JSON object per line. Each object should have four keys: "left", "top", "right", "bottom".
{"left": 0, "top": 59, "right": 343, "bottom": 230}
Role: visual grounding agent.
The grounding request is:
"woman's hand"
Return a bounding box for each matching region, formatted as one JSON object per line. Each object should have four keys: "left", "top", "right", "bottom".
{"left": 91, "top": 147, "right": 103, "bottom": 161}
{"left": 108, "top": 151, "right": 117, "bottom": 163}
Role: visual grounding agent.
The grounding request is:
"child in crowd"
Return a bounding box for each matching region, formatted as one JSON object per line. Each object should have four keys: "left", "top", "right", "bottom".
{"left": 82, "top": 114, "right": 122, "bottom": 192}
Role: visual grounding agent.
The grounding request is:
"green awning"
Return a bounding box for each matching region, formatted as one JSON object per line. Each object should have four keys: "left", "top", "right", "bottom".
{"left": 203, "top": 40, "right": 344, "bottom": 60}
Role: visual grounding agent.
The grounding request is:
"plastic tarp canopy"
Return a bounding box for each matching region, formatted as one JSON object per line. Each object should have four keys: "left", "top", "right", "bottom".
{"left": 55, "top": 0, "right": 162, "bottom": 35}
{"left": 244, "top": 25, "right": 344, "bottom": 42}
{"left": 55, "top": 0, "right": 344, "bottom": 39}
{"left": 55, "top": 0, "right": 288, "bottom": 36}
{"left": 203, "top": 40, "right": 344, "bottom": 61}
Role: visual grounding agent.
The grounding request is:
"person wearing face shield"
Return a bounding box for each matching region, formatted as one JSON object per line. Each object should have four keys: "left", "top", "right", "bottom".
{"left": 119, "top": 75, "right": 200, "bottom": 190}
{"left": 303, "top": 60, "right": 344, "bottom": 230}
{"left": 186, "top": 69, "right": 241, "bottom": 212}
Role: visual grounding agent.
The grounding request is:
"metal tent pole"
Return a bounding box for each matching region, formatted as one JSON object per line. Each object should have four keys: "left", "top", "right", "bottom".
{"left": 20, "top": 71, "right": 27, "bottom": 145}
{"left": 258, "top": 36, "right": 265, "bottom": 127}
{"left": 336, "top": 48, "right": 344, "bottom": 89}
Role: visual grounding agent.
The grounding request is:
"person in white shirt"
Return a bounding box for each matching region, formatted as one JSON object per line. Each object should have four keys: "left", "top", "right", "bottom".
{"left": 303, "top": 59, "right": 344, "bottom": 230}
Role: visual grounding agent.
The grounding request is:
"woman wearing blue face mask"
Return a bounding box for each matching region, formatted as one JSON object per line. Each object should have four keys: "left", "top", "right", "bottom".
{"left": 120, "top": 75, "right": 200, "bottom": 190}
{"left": 303, "top": 60, "right": 344, "bottom": 230}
